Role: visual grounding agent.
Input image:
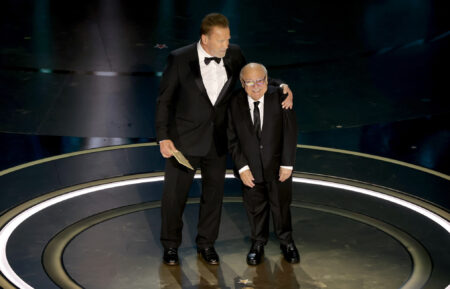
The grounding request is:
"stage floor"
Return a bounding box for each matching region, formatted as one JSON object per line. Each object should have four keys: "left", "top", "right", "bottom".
{"left": 0, "top": 144, "right": 449, "bottom": 289}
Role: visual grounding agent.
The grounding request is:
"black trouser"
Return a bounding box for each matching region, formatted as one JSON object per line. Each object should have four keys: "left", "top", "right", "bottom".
{"left": 160, "top": 144, "right": 226, "bottom": 249}
{"left": 242, "top": 177, "right": 293, "bottom": 245}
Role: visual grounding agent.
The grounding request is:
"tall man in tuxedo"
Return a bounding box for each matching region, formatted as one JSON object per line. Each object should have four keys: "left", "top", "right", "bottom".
{"left": 155, "top": 13, "right": 293, "bottom": 266}
{"left": 227, "top": 63, "right": 299, "bottom": 265}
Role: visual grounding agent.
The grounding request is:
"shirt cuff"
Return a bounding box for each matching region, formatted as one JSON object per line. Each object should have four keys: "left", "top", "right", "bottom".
{"left": 239, "top": 165, "right": 250, "bottom": 173}
{"left": 280, "top": 166, "right": 293, "bottom": 170}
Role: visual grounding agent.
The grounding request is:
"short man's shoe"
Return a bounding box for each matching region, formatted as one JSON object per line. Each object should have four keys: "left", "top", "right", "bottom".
{"left": 197, "top": 247, "right": 219, "bottom": 265}
{"left": 280, "top": 243, "right": 300, "bottom": 264}
{"left": 163, "top": 248, "right": 179, "bottom": 265}
{"left": 246, "top": 243, "right": 264, "bottom": 265}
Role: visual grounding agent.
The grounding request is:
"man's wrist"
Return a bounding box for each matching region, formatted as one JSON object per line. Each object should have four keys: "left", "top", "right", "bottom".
{"left": 280, "top": 166, "right": 293, "bottom": 170}
{"left": 239, "top": 165, "right": 250, "bottom": 173}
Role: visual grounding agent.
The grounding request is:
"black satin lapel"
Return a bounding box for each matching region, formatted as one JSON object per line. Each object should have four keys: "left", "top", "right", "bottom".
{"left": 238, "top": 92, "right": 255, "bottom": 135}
{"left": 261, "top": 88, "right": 277, "bottom": 137}
{"left": 214, "top": 59, "right": 233, "bottom": 106}
{"left": 189, "top": 60, "right": 208, "bottom": 99}
{"left": 215, "top": 78, "right": 232, "bottom": 106}
{"left": 224, "top": 56, "right": 232, "bottom": 79}
{"left": 261, "top": 95, "right": 270, "bottom": 137}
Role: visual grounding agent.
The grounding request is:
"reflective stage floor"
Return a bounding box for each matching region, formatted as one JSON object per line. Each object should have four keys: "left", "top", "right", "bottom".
{"left": 0, "top": 1, "right": 449, "bottom": 288}
{"left": 0, "top": 143, "right": 448, "bottom": 289}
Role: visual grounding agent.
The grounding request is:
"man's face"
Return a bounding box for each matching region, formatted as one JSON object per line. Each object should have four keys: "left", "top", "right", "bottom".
{"left": 201, "top": 26, "right": 230, "bottom": 58}
{"left": 241, "top": 67, "right": 268, "bottom": 101}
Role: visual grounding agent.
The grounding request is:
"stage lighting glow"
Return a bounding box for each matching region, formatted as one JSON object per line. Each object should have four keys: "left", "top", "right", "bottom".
{"left": 0, "top": 174, "right": 448, "bottom": 289}
{"left": 93, "top": 71, "right": 118, "bottom": 76}
{"left": 0, "top": 177, "right": 163, "bottom": 289}
{"left": 296, "top": 178, "right": 450, "bottom": 234}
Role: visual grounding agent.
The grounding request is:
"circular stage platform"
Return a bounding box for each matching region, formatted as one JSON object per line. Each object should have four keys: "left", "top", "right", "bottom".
{"left": 0, "top": 144, "right": 448, "bottom": 289}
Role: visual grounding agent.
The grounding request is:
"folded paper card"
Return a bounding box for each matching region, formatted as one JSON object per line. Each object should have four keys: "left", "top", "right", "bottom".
{"left": 172, "top": 150, "right": 194, "bottom": 170}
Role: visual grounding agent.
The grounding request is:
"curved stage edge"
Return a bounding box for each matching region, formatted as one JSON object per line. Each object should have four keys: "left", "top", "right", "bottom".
{"left": 0, "top": 144, "right": 449, "bottom": 289}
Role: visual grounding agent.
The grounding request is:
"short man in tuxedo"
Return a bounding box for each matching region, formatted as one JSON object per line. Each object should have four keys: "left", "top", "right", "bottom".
{"left": 155, "top": 13, "right": 293, "bottom": 266}
{"left": 227, "top": 63, "right": 299, "bottom": 265}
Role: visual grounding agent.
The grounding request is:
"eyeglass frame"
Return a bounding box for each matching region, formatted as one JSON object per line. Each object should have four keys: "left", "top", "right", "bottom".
{"left": 241, "top": 75, "right": 267, "bottom": 87}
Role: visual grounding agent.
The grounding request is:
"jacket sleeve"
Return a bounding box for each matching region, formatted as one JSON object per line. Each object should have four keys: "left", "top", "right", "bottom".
{"left": 227, "top": 104, "right": 248, "bottom": 171}
{"left": 267, "top": 77, "right": 283, "bottom": 87}
{"left": 155, "top": 53, "right": 178, "bottom": 142}
{"left": 280, "top": 92, "right": 298, "bottom": 166}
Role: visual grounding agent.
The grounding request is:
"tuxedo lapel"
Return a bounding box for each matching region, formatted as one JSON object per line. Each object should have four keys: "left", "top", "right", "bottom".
{"left": 188, "top": 45, "right": 212, "bottom": 106}
{"left": 237, "top": 91, "right": 257, "bottom": 137}
{"left": 261, "top": 87, "right": 278, "bottom": 140}
{"left": 223, "top": 54, "right": 232, "bottom": 79}
{"left": 214, "top": 55, "right": 233, "bottom": 106}
{"left": 189, "top": 60, "right": 210, "bottom": 103}
{"left": 261, "top": 92, "right": 271, "bottom": 138}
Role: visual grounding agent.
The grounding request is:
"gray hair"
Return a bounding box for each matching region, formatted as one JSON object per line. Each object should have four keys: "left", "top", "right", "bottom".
{"left": 239, "top": 62, "right": 268, "bottom": 81}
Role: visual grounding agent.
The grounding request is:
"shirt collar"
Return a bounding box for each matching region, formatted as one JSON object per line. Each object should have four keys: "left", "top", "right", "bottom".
{"left": 247, "top": 94, "right": 265, "bottom": 107}
{"left": 197, "top": 41, "right": 213, "bottom": 58}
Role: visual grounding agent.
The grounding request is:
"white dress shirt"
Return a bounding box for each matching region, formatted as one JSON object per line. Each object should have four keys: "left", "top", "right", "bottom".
{"left": 197, "top": 41, "right": 228, "bottom": 105}
{"left": 160, "top": 43, "right": 227, "bottom": 143}
{"left": 239, "top": 94, "right": 293, "bottom": 174}
{"left": 248, "top": 95, "right": 264, "bottom": 131}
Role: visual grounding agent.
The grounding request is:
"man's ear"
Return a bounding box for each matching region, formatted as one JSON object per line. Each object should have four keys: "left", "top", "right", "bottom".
{"left": 201, "top": 34, "right": 208, "bottom": 45}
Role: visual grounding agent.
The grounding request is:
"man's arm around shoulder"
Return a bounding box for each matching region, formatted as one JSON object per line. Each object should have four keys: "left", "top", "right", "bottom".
{"left": 279, "top": 88, "right": 298, "bottom": 181}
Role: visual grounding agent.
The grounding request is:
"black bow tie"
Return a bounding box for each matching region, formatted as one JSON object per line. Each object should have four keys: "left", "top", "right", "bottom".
{"left": 204, "top": 57, "right": 221, "bottom": 65}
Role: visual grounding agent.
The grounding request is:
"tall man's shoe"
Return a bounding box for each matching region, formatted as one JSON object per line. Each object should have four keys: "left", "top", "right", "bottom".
{"left": 163, "top": 248, "right": 179, "bottom": 265}
{"left": 246, "top": 243, "right": 264, "bottom": 265}
{"left": 280, "top": 243, "right": 300, "bottom": 264}
{"left": 197, "top": 247, "right": 219, "bottom": 265}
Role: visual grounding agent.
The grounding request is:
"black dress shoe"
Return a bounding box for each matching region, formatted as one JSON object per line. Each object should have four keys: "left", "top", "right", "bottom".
{"left": 163, "top": 248, "right": 179, "bottom": 265}
{"left": 197, "top": 247, "right": 219, "bottom": 265}
{"left": 246, "top": 243, "right": 264, "bottom": 265}
{"left": 280, "top": 243, "right": 300, "bottom": 263}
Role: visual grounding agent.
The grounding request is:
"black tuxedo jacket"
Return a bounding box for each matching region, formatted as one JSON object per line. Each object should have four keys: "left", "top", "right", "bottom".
{"left": 155, "top": 43, "right": 246, "bottom": 156}
{"left": 227, "top": 86, "right": 298, "bottom": 182}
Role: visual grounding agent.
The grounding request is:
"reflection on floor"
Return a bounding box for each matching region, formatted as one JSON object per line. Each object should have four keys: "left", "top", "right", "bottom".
{"left": 1, "top": 158, "right": 448, "bottom": 288}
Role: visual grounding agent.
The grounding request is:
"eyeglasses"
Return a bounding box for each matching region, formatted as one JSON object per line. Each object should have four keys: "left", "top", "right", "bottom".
{"left": 242, "top": 76, "right": 266, "bottom": 87}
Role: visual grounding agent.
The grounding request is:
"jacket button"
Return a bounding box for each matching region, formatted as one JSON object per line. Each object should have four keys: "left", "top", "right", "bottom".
{"left": 260, "top": 145, "right": 263, "bottom": 149}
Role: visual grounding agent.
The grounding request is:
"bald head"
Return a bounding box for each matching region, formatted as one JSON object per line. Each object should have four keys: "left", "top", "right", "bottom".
{"left": 240, "top": 63, "right": 268, "bottom": 80}
{"left": 240, "top": 63, "right": 268, "bottom": 100}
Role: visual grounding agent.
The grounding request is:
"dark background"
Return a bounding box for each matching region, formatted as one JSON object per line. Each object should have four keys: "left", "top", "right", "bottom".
{"left": 0, "top": 0, "right": 449, "bottom": 173}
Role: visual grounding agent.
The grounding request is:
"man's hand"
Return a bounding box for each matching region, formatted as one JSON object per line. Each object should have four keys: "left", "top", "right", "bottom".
{"left": 279, "top": 167, "right": 292, "bottom": 182}
{"left": 281, "top": 84, "right": 293, "bottom": 109}
{"left": 240, "top": 169, "right": 255, "bottom": 188}
{"left": 159, "top": 139, "right": 177, "bottom": 158}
